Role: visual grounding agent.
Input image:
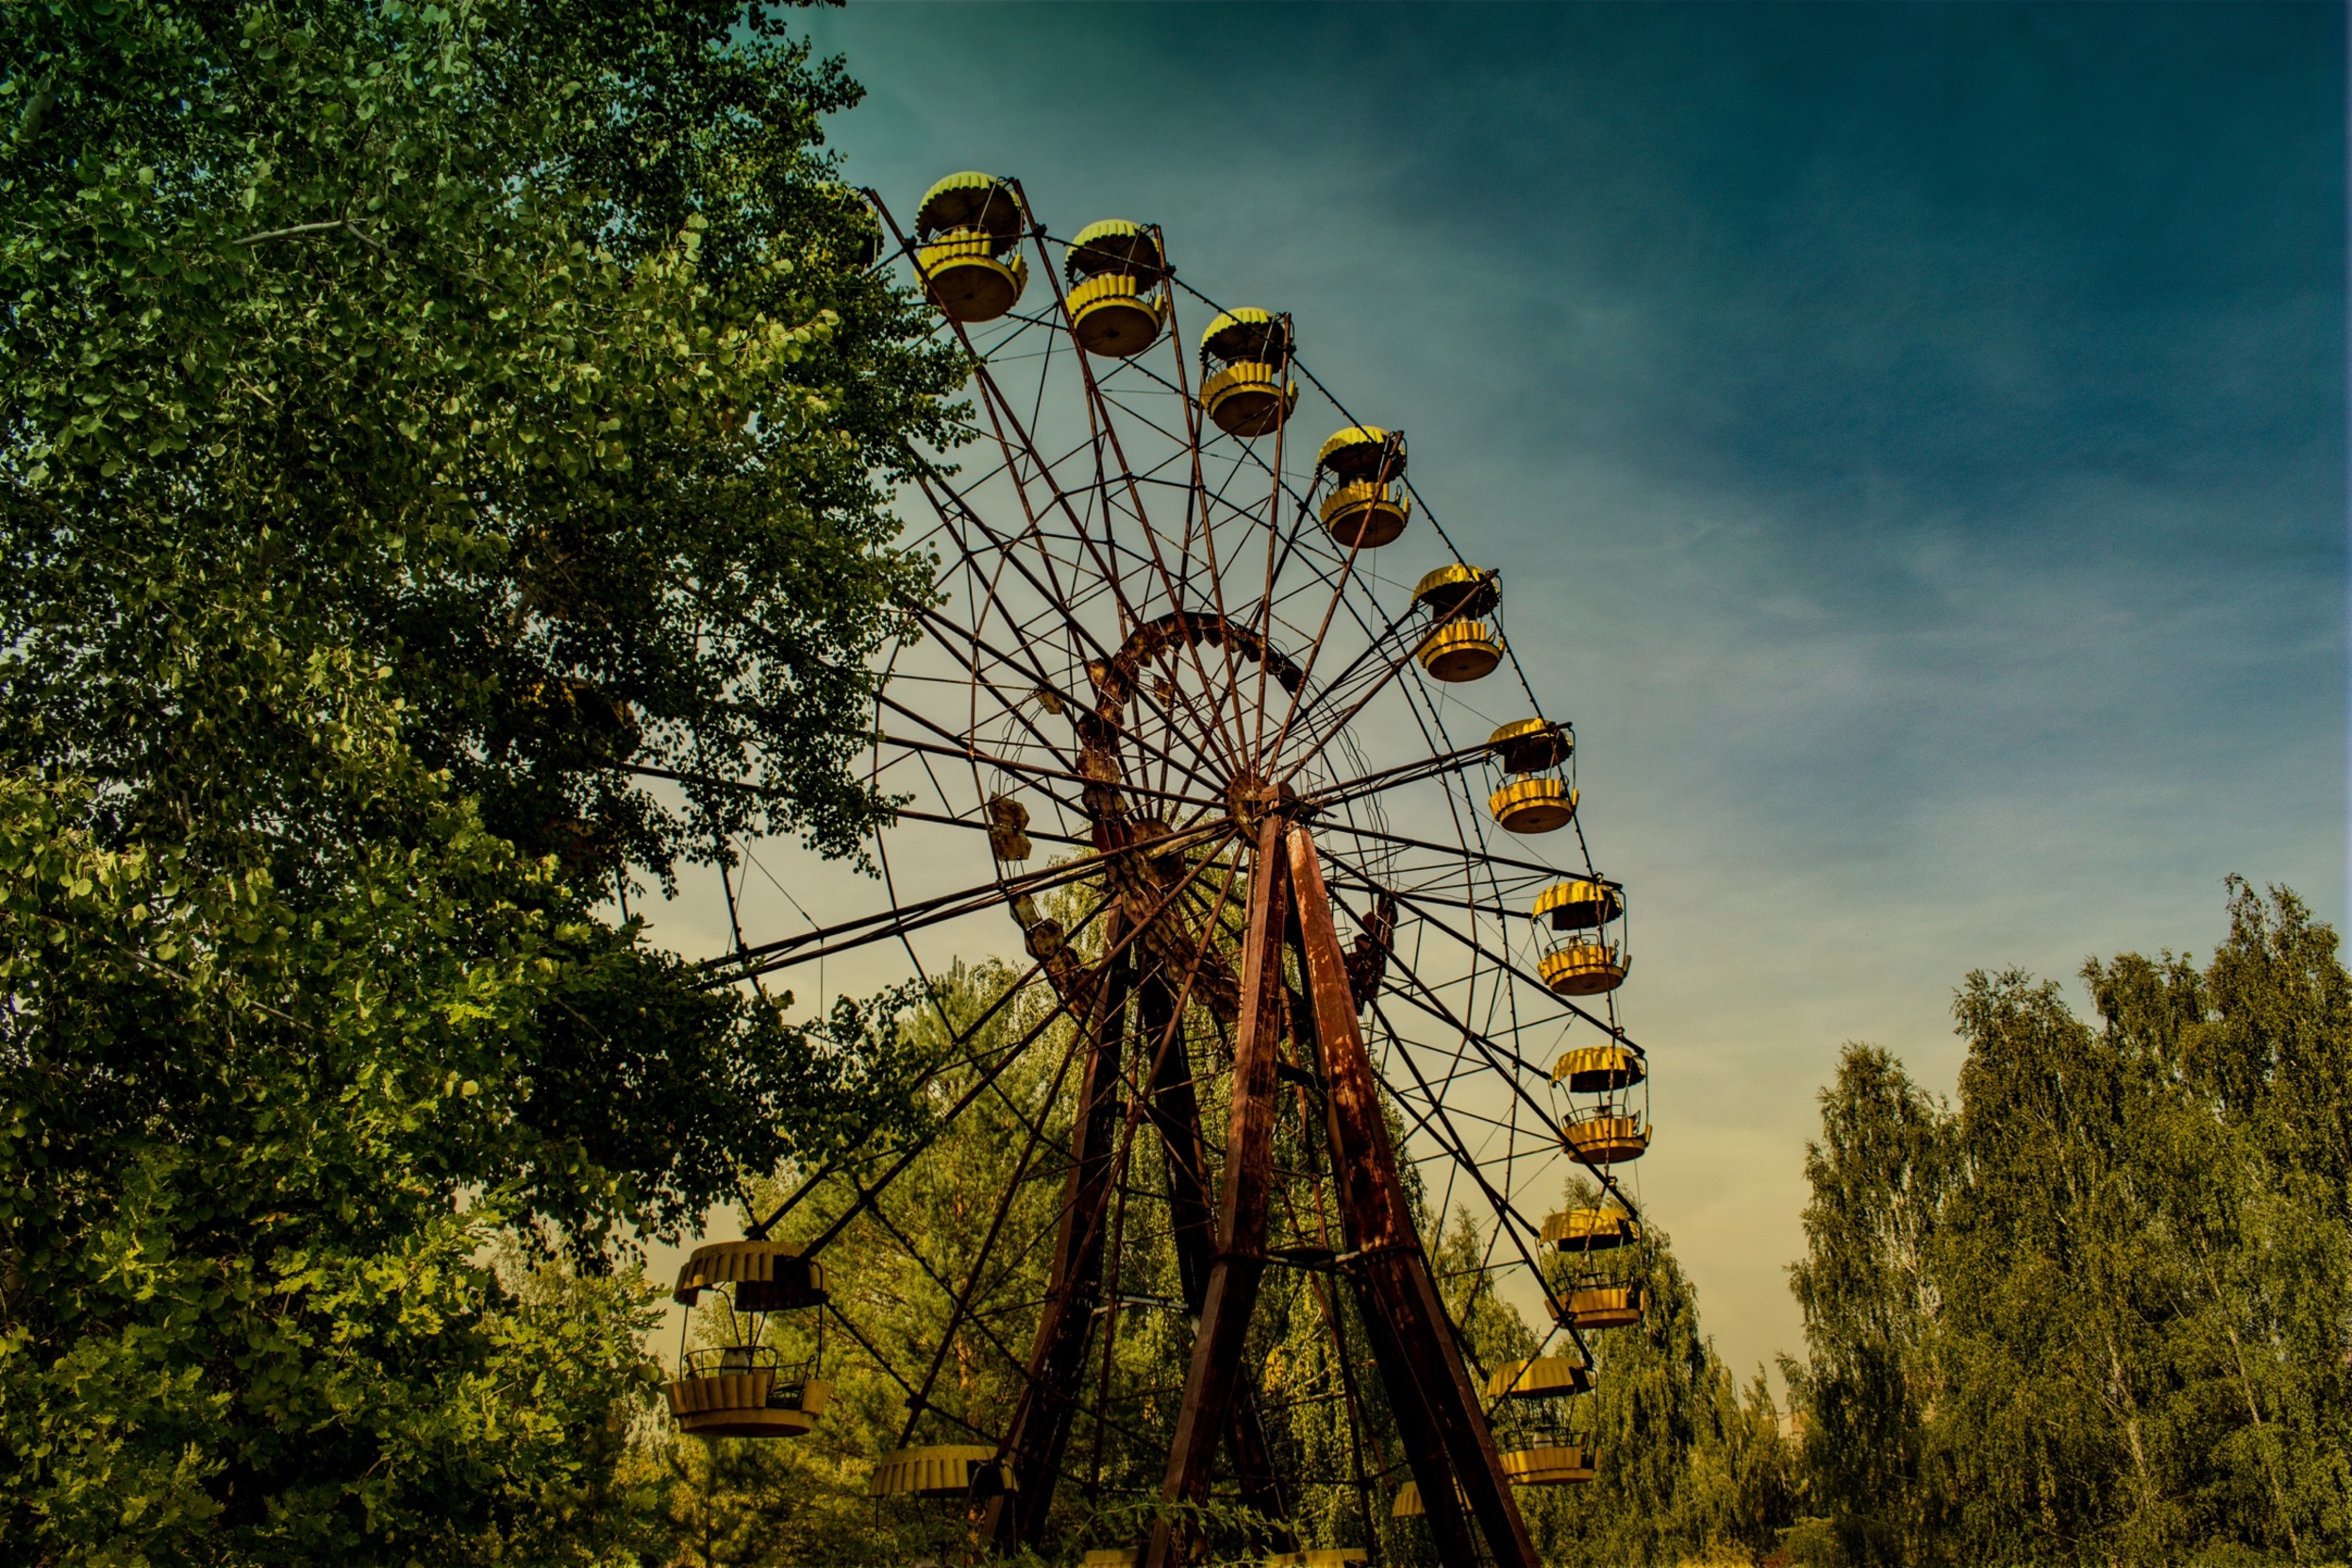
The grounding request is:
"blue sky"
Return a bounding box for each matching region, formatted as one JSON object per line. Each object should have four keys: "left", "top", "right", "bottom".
{"left": 670, "top": 2, "right": 2346, "bottom": 1377}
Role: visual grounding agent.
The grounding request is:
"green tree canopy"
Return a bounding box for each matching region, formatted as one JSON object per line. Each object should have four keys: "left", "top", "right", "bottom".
{"left": 1784, "top": 1044, "right": 1950, "bottom": 1566}
{"left": 0, "top": 1, "right": 958, "bottom": 1560}
{"left": 2, "top": 0, "right": 960, "bottom": 883}
{"left": 1788, "top": 882, "right": 2352, "bottom": 1568}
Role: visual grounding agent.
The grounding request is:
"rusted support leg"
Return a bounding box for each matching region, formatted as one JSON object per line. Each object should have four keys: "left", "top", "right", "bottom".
{"left": 1353, "top": 1276, "right": 1482, "bottom": 1561}
{"left": 1142, "top": 971, "right": 1288, "bottom": 1545}
{"left": 1227, "top": 1384, "right": 1292, "bottom": 1550}
{"left": 1279, "top": 980, "right": 1387, "bottom": 1553}
{"left": 1289, "top": 825, "right": 1541, "bottom": 1568}
{"left": 982, "top": 940, "right": 1134, "bottom": 1543}
{"left": 1286, "top": 907, "right": 1475, "bottom": 1560}
{"left": 1145, "top": 815, "right": 1292, "bottom": 1568}
{"left": 1142, "top": 975, "right": 1215, "bottom": 1315}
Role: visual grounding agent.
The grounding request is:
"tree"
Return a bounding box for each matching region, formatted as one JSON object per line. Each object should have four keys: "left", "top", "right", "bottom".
{"left": 2, "top": 0, "right": 961, "bottom": 888}
{"left": 1785, "top": 1045, "right": 1951, "bottom": 1567}
{"left": 0, "top": 2, "right": 955, "bottom": 1560}
{"left": 0, "top": 739, "right": 679, "bottom": 1561}
{"left": 1786, "top": 883, "right": 2352, "bottom": 1568}
{"left": 1933, "top": 970, "right": 2194, "bottom": 1563}
{"left": 2088, "top": 883, "right": 2352, "bottom": 1560}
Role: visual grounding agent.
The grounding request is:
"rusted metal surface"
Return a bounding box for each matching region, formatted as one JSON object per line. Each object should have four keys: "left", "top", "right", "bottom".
{"left": 1289, "top": 824, "right": 1541, "bottom": 1568}
{"left": 1225, "top": 1388, "right": 1291, "bottom": 1551}
{"left": 982, "top": 940, "right": 1134, "bottom": 1543}
{"left": 1355, "top": 1283, "right": 1481, "bottom": 1561}
{"left": 1146, "top": 814, "right": 1293, "bottom": 1568}
{"left": 1277, "top": 966, "right": 1384, "bottom": 1556}
{"left": 1139, "top": 974, "right": 1291, "bottom": 1549}
{"left": 1141, "top": 976, "right": 1215, "bottom": 1315}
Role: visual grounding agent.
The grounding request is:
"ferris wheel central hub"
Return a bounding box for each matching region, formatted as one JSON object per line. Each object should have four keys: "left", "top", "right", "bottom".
{"left": 1225, "top": 774, "right": 1297, "bottom": 833}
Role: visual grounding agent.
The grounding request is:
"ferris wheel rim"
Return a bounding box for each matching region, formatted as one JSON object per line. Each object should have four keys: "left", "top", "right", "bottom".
{"left": 664, "top": 178, "right": 1658, "bottom": 1560}
{"left": 712, "top": 175, "right": 1654, "bottom": 1243}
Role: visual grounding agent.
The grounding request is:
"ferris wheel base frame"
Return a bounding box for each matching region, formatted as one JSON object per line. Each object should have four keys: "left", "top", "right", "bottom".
{"left": 973, "top": 814, "right": 1542, "bottom": 1568}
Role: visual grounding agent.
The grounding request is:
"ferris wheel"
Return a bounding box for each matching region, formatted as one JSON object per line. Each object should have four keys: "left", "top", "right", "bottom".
{"left": 661, "top": 171, "right": 1659, "bottom": 1567}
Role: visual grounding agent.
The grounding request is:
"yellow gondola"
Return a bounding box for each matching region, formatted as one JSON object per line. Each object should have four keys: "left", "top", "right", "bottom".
{"left": 1539, "top": 940, "right": 1626, "bottom": 995}
{"left": 867, "top": 1443, "right": 1002, "bottom": 1498}
{"left": 1563, "top": 1110, "right": 1649, "bottom": 1164}
{"left": 674, "top": 1240, "right": 829, "bottom": 1310}
{"left": 1487, "top": 717, "right": 1571, "bottom": 775}
{"left": 1391, "top": 1478, "right": 1467, "bottom": 1519}
{"left": 1489, "top": 776, "right": 1577, "bottom": 834}
{"left": 665, "top": 1356, "right": 832, "bottom": 1439}
{"left": 1063, "top": 220, "right": 1167, "bottom": 357}
{"left": 1198, "top": 308, "right": 1296, "bottom": 436}
{"left": 1410, "top": 562, "right": 1498, "bottom": 619}
{"left": 1316, "top": 425, "right": 1407, "bottom": 483}
{"left": 1065, "top": 273, "right": 1164, "bottom": 356}
{"left": 1411, "top": 563, "right": 1502, "bottom": 681}
{"left": 1200, "top": 306, "right": 1288, "bottom": 365}
{"left": 1065, "top": 217, "right": 1164, "bottom": 278}
{"left": 1260, "top": 1551, "right": 1370, "bottom": 1567}
{"left": 1419, "top": 620, "right": 1503, "bottom": 681}
{"left": 1487, "top": 713, "right": 1577, "bottom": 834}
{"left": 1541, "top": 1206, "right": 1641, "bottom": 1254}
{"left": 664, "top": 1240, "right": 832, "bottom": 1440}
{"left": 1316, "top": 426, "right": 1406, "bottom": 546}
{"left": 913, "top": 172, "right": 1028, "bottom": 322}
{"left": 1483, "top": 1356, "right": 1593, "bottom": 1399}
{"left": 1499, "top": 1444, "right": 1597, "bottom": 1485}
{"left": 915, "top": 171, "right": 1025, "bottom": 242}
{"left": 1560, "top": 1281, "right": 1644, "bottom": 1330}
{"left": 1550, "top": 1043, "right": 1643, "bottom": 1093}
{"left": 918, "top": 228, "right": 1029, "bottom": 323}
{"left": 1080, "top": 1551, "right": 1142, "bottom": 1568}
{"left": 1532, "top": 877, "right": 1622, "bottom": 930}
{"left": 1321, "top": 478, "right": 1410, "bottom": 548}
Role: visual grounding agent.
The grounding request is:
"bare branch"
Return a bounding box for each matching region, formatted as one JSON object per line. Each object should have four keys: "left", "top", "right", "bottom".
{"left": 230, "top": 217, "right": 386, "bottom": 252}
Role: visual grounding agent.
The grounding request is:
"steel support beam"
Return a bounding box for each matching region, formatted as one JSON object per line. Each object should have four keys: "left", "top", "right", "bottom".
{"left": 1146, "top": 814, "right": 1293, "bottom": 1567}
{"left": 983, "top": 933, "right": 1135, "bottom": 1543}
{"left": 1142, "top": 970, "right": 1290, "bottom": 1545}
{"left": 1143, "top": 975, "right": 1216, "bottom": 1317}
{"left": 1289, "top": 824, "right": 1541, "bottom": 1568}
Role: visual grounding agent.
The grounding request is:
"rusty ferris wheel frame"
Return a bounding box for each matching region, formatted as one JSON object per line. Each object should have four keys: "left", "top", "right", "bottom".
{"left": 687, "top": 175, "right": 1656, "bottom": 1567}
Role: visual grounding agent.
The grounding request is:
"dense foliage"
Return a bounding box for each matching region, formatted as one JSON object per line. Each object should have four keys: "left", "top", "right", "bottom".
{"left": 0, "top": 1, "right": 955, "bottom": 1561}
{"left": 2, "top": 0, "right": 959, "bottom": 884}
{"left": 1788, "top": 881, "right": 2350, "bottom": 1568}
